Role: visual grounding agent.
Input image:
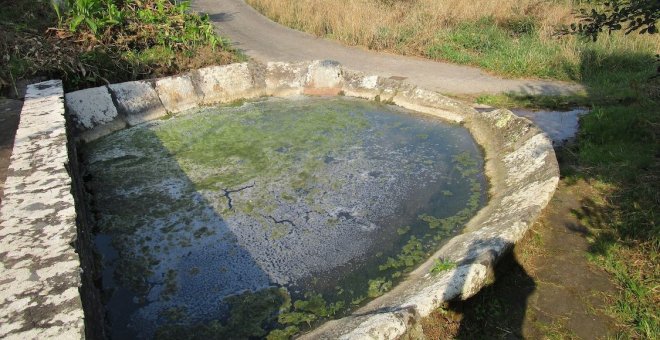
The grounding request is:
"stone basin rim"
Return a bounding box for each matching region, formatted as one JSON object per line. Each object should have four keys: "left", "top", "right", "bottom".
{"left": 64, "top": 59, "right": 559, "bottom": 339}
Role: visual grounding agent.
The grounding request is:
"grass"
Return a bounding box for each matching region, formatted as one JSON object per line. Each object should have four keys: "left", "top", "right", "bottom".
{"left": 247, "top": 0, "right": 658, "bottom": 81}
{"left": 245, "top": 0, "right": 659, "bottom": 337}
{"left": 0, "top": 0, "right": 242, "bottom": 93}
{"left": 471, "top": 78, "right": 659, "bottom": 339}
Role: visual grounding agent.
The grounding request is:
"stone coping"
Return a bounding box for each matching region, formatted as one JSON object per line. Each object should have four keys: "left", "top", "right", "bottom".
{"left": 0, "top": 81, "right": 84, "bottom": 339}
{"left": 62, "top": 60, "right": 558, "bottom": 338}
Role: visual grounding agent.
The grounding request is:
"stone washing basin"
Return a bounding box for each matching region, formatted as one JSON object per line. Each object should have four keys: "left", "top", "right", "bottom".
{"left": 61, "top": 60, "right": 559, "bottom": 338}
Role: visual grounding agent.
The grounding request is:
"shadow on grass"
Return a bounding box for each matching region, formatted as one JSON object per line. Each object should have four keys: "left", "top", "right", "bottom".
{"left": 439, "top": 48, "right": 658, "bottom": 338}
{"left": 446, "top": 249, "right": 535, "bottom": 339}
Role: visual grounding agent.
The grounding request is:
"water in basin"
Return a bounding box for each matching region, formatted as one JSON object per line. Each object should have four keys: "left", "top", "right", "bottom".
{"left": 82, "top": 97, "right": 487, "bottom": 338}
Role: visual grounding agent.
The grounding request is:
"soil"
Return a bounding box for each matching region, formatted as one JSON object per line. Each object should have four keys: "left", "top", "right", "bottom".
{"left": 422, "top": 178, "right": 621, "bottom": 339}
{"left": 0, "top": 98, "right": 21, "bottom": 207}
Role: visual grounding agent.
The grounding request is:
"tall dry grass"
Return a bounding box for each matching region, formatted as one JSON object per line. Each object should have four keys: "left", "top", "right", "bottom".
{"left": 246, "top": 0, "right": 658, "bottom": 81}
{"left": 247, "top": 0, "right": 573, "bottom": 51}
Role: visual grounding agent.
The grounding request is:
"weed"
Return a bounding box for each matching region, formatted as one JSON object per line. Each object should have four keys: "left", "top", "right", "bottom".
{"left": 367, "top": 277, "right": 392, "bottom": 298}
{"left": 430, "top": 258, "right": 456, "bottom": 275}
{"left": 0, "top": 0, "right": 241, "bottom": 92}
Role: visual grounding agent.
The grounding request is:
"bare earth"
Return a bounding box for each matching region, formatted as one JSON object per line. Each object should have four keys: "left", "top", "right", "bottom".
{"left": 421, "top": 180, "right": 619, "bottom": 339}
{"left": 191, "top": 0, "right": 584, "bottom": 96}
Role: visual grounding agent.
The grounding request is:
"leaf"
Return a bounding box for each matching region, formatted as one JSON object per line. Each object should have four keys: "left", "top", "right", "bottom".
{"left": 85, "top": 17, "right": 98, "bottom": 34}
{"left": 70, "top": 15, "right": 84, "bottom": 32}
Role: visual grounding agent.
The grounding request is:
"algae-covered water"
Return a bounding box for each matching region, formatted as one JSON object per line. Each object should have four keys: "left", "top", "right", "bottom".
{"left": 82, "top": 97, "right": 487, "bottom": 339}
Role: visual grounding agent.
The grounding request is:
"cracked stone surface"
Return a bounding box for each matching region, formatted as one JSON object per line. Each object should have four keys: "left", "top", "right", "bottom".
{"left": 0, "top": 80, "right": 84, "bottom": 339}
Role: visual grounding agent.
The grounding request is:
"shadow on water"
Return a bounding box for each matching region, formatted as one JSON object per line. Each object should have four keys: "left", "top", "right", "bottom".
{"left": 83, "top": 125, "right": 275, "bottom": 339}
{"left": 84, "top": 97, "right": 488, "bottom": 339}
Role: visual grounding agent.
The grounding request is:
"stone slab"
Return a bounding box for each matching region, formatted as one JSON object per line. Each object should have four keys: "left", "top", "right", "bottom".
{"left": 0, "top": 80, "right": 84, "bottom": 340}
{"left": 265, "top": 61, "right": 309, "bottom": 96}
{"left": 304, "top": 60, "right": 343, "bottom": 95}
{"left": 193, "top": 63, "right": 261, "bottom": 105}
{"left": 155, "top": 75, "right": 200, "bottom": 114}
{"left": 109, "top": 81, "right": 167, "bottom": 126}
{"left": 65, "top": 86, "right": 125, "bottom": 141}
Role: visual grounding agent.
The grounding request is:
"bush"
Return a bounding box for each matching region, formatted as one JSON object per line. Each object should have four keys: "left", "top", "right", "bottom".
{"left": 0, "top": 0, "right": 241, "bottom": 93}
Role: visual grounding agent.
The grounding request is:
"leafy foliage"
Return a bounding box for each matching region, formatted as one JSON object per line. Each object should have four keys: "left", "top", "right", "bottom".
{"left": 566, "top": 0, "right": 659, "bottom": 40}
{"left": 367, "top": 277, "right": 393, "bottom": 298}
{"left": 0, "top": 0, "right": 239, "bottom": 93}
{"left": 56, "top": 0, "right": 225, "bottom": 55}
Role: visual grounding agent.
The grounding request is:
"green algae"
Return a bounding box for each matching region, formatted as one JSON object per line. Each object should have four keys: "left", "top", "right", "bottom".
{"left": 367, "top": 277, "right": 393, "bottom": 298}
{"left": 369, "top": 150, "right": 485, "bottom": 292}
{"left": 378, "top": 236, "right": 426, "bottom": 272}
{"left": 155, "top": 287, "right": 290, "bottom": 340}
{"left": 85, "top": 97, "right": 488, "bottom": 338}
{"left": 153, "top": 102, "right": 369, "bottom": 190}
{"left": 267, "top": 326, "right": 300, "bottom": 340}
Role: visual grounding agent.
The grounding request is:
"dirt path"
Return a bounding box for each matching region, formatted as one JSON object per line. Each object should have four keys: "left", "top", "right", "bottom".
{"left": 191, "top": 0, "right": 584, "bottom": 96}
{"left": 0, "top": 99, "right": 21, "bottom": 207}
{"left": 422, "top": 179, "right": 620, "bottom": 339}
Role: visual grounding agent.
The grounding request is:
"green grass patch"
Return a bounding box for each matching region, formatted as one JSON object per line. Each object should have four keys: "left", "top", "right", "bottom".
{"left": 467, "top": 36, "right": 659, "bottom": 339}
{"left": 426, "top": 17, "right": 577, "bottom": 80}
{"left": 566, "top": 76, "right": 658, "bottom": 337}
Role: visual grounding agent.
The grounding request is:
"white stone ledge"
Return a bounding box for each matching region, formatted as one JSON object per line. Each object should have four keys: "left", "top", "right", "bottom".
{"left": 0, "top": 80, "right": 84, "bottom": 340}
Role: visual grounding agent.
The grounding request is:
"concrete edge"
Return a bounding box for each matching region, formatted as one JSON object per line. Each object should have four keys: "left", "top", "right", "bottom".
{"left": 0, "top": 80, "right": 85, "bottom": 339}
{"left": 61, "top": 60, "right": 559, "bottom": 338}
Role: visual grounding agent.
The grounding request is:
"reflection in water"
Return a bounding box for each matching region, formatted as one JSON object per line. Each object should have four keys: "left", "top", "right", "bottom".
{"left": 82, "top": 97, "right": 487, "bottom": 338}
{"left": 512, "top": 108, "right": 587, "bottom": 144}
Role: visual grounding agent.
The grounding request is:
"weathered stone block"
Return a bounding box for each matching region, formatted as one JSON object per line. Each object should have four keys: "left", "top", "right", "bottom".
{"left": 341, "top": 69, "right": 380, "bottom": 100}
{"left": 393, "top": 87, "right": 472, "bottom": 123}
{"left": 304, "top": 60, "right": 343, "bottom": 95}
{"left": 193, "top": 63, "right": 260, "bottom": 105}
{"left": 109, "top": 81, "right": 167, "bottom": 126}
{"left": 265, "top": 61, "right": 309, "bottom": 96}
{"left": 65, "top": 86, "right": 125, "bottom": 140}
{"left": 155, "top": 75, "right": 199, "bottom": 114}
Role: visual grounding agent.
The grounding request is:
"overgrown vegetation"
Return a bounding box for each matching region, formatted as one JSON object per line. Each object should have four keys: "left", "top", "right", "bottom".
{"left": 0, "top": 0, "right": 241, "bottom": 93}
{"left": 566, "top": 0, "right": 659, "bottom": 40}
{"left": 430, "top": 258, "right": 456, "bottom": 275}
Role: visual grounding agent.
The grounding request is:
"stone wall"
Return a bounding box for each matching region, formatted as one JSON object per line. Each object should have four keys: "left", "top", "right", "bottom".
{"left": 0, "top": 81, "right": 85, "bottom": 339}
{"left": 8, "top": 60, "right": 558, "bottom": 339}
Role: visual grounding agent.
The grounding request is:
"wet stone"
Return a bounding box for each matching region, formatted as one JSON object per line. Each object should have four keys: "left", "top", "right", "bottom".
{"left": 82, "top": 97, "right": 487, "bottom": 338}
{"left": 511, "top": 108, "right": 588, "bottom": 144}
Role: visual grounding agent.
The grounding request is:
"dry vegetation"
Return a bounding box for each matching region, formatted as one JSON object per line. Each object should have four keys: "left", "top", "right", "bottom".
{"left": 249, "top": 0, "right": 574, "bottom": 44}
{"left": 247, "top": 0, "right": 658, "bottom": 81}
